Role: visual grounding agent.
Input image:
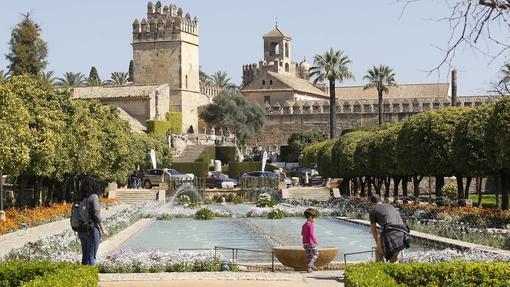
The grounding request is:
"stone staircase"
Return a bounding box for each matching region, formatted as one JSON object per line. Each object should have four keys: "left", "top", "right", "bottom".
{"left": 111, "top": 189, "right": 159, "bottom": 204}
{"left": 285, "top": 187, "right": 332, "bottom": 202}
{"left": 173, "top": 145, "right": 207, "bottom": 163}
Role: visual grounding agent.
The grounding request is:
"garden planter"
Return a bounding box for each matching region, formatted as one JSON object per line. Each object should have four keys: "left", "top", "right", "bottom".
{"left": 273, "top": 246, "right": 338, "bottom": 271}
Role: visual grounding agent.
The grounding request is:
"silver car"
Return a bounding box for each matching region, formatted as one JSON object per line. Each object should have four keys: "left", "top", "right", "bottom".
{"left": 143, "top": 168, "right": 192, "bottom": 189}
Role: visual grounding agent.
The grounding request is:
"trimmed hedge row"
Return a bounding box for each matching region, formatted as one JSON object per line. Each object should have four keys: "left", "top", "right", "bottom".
{"left": 171, "top": 162, "right": 209, "bottom": 177}
{"left": 0, "top": 261, "right": 98, "bottom": 287}
{"left": 215, "top": 146, "right": 236, "bottom": 164}
{"left": 345, "top": 262, "right": 510, "bottom": 287}
{"left": 146, "top": 112, "right": 182, "bottom": 136}
{"left": 197, "top": 146, "right": 216, "bottom": 163}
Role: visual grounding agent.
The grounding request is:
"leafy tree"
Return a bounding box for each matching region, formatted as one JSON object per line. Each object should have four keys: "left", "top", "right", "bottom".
{"left": 6, "top": 13, "right": 48, "bottom": 76}
{"left": 200, "top": 89, "right": 264, "bottom": 147}
{"left": 105, "top": 72, "right": 130, "bottom": 86}
{"left": 128, "top": 60, "right": 134, "bottom": 82}
{"left": 288, "top": 130, "right": 328, "bottom": 162}
{"left": 334, "top": 130, "right": 371, "bottom": 194}
{"left": 0, "top": 78, "right": 31, "bottom": 175}
{"left": 210, "top": 71, "right": 234, "bottom": 89}
{"left": 363, "top": 65, "right": 397, "bottom": 126}
{"left": 485, "top": 97, "right": 510, "bottom": 210}
{"left": 309, "top": 49, "right": 354, "bottom": 139}
{"left": 39, "top": 71, "right": 56, "bottom": 85}
{"left": 56, "top": 72, "right": 87, "bottom": 87}
{"left": 87, "top": 66, "right": 101, "bottom": 86}
{"left": 398, "top": 107, "right": 469, "bottom": 197}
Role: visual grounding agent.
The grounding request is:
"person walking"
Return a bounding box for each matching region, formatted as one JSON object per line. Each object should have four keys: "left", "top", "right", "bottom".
{"left": 77, "top": 176, "right": 109, "bottom": 265}
{"left": 301, "top": 208, "right": 319, "bottom": 272}
{"left": 369, "top": 194, "right": 410, "bottom": 263}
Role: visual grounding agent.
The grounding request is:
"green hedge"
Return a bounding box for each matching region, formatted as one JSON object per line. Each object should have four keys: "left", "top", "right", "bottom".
{"left": 0, "top": 261, "right": 98, "bottom": 287}
{"left": 197, "top": 146, "right": 216, "bottom": 163}
{"left": 345, "top": 262, "right": 510, "bottom": 287}
{"left": 228, "top": 162, "right": 279, "bottom": 179}
{"left": 171, "top": 162, "right": 209, "bottom": 177}
{"left": 146, "top": 113, "right": 182, "bottom": 136}
{"left": 215, "top": 146, "right": 236, "bottom": 164}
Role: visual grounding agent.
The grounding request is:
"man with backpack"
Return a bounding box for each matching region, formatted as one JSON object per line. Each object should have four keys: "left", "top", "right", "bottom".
{"left": 71, "top": 176, "right": 109, "bottom": 265}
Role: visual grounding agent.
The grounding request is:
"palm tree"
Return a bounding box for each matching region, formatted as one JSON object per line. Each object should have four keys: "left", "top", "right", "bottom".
{"left": 363, "top": 65, "right": 397, "bottom": 126}
{"left": 39, "top": 71, "right": 57, "bottom": 85}
{"left": 56, "top": 72, "right": 87, "bottom": 87}
{"left": 211, "top": 71, "right": 234, "bottom": 89}
{"left": 200, "top": 69, "right": 212, "bottom": 86}
{"left": 309, "top": 49, "right": 354, "bottom": 139}
{"left": 105, "top": 72, "right": 130, "bottom": 86}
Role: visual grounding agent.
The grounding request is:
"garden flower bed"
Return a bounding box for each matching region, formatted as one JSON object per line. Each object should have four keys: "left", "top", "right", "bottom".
{"left": 0, "top": 203, "right": 71, "bottom": 235}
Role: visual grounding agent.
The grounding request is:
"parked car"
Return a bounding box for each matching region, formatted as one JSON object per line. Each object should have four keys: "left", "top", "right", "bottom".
{"left": 240, "top": 171, "right": 279, "bottom": 179}
{"left": 143, "top": 168, "right": 192, "bottom": 189}
{"left": 205, "top": 173, "right": 238, "bottom": 189}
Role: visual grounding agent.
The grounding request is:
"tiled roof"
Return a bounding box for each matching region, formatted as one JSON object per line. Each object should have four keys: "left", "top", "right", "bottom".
{"left": 334, "top": 83, "right": 450, "bottom": 100}
{"left": 72, "top": 84, "right": 165, "bottom": 99}
{"left": 268, "top": 71, "right": 326, "bottom": 97}
{"left": 263, "top": 26, "right": 291, "bottom": 38}
{"left": 115, "top": 107, "right": 146, "bottom": 133}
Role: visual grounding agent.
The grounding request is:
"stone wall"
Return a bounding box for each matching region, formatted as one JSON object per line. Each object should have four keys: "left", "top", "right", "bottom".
{"left": 253, "top": 96, "right": 500, "bottom": 147}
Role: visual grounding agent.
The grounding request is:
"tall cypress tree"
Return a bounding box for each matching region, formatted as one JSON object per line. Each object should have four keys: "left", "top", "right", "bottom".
{"left": 88, "top": 66, "right": 101, "bottom": 86}
{"left": 128, "top": 60, "right": 134, "bottom": 82}
{"left": 6, "top": 13, "right": 48, "bottom": 76}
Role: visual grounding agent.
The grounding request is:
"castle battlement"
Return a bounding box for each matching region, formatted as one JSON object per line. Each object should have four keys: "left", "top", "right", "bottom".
{"left": 263, "top": 96, "right": 499, "bottom": 115}
{"left": 132, "top": 1, "right": 199, "bottom": 42}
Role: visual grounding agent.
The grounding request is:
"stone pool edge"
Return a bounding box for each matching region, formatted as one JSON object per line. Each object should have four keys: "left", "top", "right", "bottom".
{"left": 98, "top": 218, "right": 155, "bottom": 257}
{"left": 335, "top": 217, "right": 510, "bottom": 257}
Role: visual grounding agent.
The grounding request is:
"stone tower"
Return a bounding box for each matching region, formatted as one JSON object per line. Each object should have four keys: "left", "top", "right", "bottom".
{"left": 132, "top": 1, "right": 200, "bottom": 132}
{"left": 263, "top": 25, "right": 292, "bottom": 73}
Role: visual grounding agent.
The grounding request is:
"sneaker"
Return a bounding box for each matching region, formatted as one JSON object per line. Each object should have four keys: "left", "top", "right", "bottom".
{"left": 310, "top": 265, "right": 318, "bottom": 271}
{"left": 307, "top": 267, "right": 313, "bottom": 273}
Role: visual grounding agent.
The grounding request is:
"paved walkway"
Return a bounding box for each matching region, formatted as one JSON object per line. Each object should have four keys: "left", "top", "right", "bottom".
{"left": 0, "top": 204, "right": 129, "bottom": 258}
{"left": 99, "top": 271, "right": 344, "bottom": 287}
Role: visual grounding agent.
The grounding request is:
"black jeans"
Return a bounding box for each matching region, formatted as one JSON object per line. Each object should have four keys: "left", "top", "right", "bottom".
{"left": 78, "top": 226, "right": 101, "bottom": 265}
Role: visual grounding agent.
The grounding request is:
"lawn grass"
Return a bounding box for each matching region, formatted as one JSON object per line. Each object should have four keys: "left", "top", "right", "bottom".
{"left": 469, "top": 194, "right": 498, "bottom": 209}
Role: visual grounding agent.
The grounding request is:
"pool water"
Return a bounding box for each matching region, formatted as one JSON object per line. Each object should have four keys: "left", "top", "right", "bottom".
{"left": 122, "top": 212, "right": 432, "bottom": 262}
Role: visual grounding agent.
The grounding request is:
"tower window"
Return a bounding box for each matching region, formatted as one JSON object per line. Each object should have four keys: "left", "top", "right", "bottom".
{"left": 262, "top": 80, "right": 265, "bottom": 85}
{"left": 285, "top": 63, "right": 290, "bottom": 72}
{"left": 285, "top": 42, "right": 289, "bottom": 58}
{"left": 185, "top": 75, "right": 188, "bottom": 89}
{"left": 270, "top": 80, "right": 273, "bottom": 85}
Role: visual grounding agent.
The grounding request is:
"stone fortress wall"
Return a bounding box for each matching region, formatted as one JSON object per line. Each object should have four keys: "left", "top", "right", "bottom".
{"left": 253, "top": 95, "right": 500, "bottom": 147}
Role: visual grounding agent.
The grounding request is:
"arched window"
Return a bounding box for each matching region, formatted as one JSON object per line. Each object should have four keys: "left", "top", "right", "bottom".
{"left": 284, "top": 42, "right": 289, "bottom": 58}
{"left": 270, "top": 80, "right": 273, "bottom": 85}
{"left": 285, "top": 63, "right": 290, "bottom": 72}
{"left": 185, "top": 75, "right": 188, "bottom": 89}
{"left": 270, "top": 42, "right": 280, "bottom": 56}
{"left": 262, "top": 80, "right": 266, "bottom": 85}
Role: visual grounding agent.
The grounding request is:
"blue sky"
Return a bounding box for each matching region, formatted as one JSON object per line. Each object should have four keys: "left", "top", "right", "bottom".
{"left": 0, "top": 0, "right": 506, "bottom": 95}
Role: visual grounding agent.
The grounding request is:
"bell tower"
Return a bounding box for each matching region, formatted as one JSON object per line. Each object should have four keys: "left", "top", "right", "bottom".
{"left": 263, "top": 25, "right": 292, "bottom": 73}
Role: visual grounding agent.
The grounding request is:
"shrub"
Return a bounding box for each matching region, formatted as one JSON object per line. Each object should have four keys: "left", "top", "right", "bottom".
{"left": 233, "top": 196, "right": 244, "bottom": 204}
{"left": 171, "top": 162, "right": 209, "bottom": 177}
{"left": 345, "top": 262, "right": 510, "bottom": 287}
{"left": 195, "top": 208, "right": 214, "bottom": 220}
{"left": 146, "top": 115, "right": 182, "bottom": 136}
{"left": 215, "top": 146, "right": 236, "bottom": 164}
{"left": 0, "top": 261, "right": 98, "bottom": 287}
{"left": 197, "top": 146, "right": 216, "bottom": 163}
{"left": 268, "top": 207, "right": 285, "bottom": 219}
{"left": 256, "top": 193, "right": 277, "bottom": 207}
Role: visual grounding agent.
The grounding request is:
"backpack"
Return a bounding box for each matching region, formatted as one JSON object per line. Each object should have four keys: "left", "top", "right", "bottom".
{"left": 70, "top": 198, "right": 91, "bottom": 232}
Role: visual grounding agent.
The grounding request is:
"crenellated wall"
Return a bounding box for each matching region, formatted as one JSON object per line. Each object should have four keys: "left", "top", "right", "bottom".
{"left": 253, "top": 96, "right": 500, "bottom": 147}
